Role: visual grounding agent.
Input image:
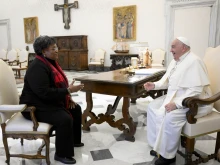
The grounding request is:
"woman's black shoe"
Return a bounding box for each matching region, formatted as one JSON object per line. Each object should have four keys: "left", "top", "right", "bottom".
{"left": 155, "top": 156, "right": 176, "bottom": 165}
{"left": 150, "top": 150, "right": 158, "bottom": 157}
{"left": 74, "top": 142, "right": 84, "bottom": 147}
{"left": 54, "top": 154, "right": 76, "bottom": 164}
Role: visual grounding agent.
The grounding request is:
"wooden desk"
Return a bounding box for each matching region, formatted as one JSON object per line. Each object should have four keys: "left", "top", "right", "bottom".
{"left": 76, "top": 69, "right": 165, "bottom": 141}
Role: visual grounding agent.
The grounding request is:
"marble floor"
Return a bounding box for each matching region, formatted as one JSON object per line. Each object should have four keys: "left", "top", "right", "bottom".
{"left": 3, "top": 70, "right": 219, "bottom": 165}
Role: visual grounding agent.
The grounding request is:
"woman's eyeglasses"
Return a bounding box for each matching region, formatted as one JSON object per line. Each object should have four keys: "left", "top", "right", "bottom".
{"left": 50, "top": 47, "right": 58, "bottom": 51}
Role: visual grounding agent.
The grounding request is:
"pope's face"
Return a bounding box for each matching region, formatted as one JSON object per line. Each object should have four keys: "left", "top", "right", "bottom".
{"left": 170, "top": 39, "right": 185, "bottom": 61}
{"left": 43, "top": 44, "right": 59, "bottom": 61}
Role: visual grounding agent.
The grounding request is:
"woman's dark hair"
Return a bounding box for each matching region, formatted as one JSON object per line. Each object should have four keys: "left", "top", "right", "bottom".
{"left": 33, "top": 35, "right": 56, "bottom": 55}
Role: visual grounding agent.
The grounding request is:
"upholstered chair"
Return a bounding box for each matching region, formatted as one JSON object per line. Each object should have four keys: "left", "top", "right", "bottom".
{"left": 11, "top": 49, "right": 29, "bottom": 78}
{"left": 0, "top": 59, "right": 53, "bottom": 165}
{"left": 181, "top": 45, "right": 220, "bottom": 164}
{"left": 7, "top": 49, "right": 18, "bottom": 66}
{"left": 150, "top": 48, "right": 166, "bottom": 67}
{"left": 88, "top": 48, "right": 106, "bottom": 71}
{"left": 0, "top": 49, "right": 8, "bottom": 61}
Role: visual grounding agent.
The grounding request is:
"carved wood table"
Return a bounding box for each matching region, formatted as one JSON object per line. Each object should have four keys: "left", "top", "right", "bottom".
{"left": 110, "top": 54, "right": 139, "bottom": 70}
{"left": 76, "top": 69, "right": 165, "bottom": 141}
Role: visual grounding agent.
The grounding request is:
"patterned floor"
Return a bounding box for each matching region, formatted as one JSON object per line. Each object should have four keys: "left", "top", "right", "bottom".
{"left": 1, "top": 70, "right": 219, "bottom": 165}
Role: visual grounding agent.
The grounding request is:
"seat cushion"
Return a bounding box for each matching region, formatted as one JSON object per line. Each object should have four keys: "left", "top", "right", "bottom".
{"left": 5, "top": 113, "right": 53, "bottom": 134}
{"left": 182, "top": 109, "right": 220, "bottom": 137}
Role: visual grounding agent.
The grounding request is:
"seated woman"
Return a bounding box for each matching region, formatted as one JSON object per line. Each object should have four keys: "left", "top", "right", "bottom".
{"left": 20, "top": 35, "right": 84, "bottom": 164}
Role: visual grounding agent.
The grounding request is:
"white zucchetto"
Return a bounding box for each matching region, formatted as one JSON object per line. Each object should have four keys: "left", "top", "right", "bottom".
{"left": 176, "top": 37, "right": 190, "bottom": 47}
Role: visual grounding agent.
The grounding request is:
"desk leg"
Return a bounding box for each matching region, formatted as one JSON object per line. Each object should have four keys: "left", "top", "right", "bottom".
{"left": 82, "top": 92, "right": 94, "bottom": 131}
{"left": 122, "top": 97, "right": 136, "bottom": 142}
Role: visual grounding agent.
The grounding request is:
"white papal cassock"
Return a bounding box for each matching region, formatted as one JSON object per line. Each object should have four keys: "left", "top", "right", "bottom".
{"left": 147, "top": 51, "right": 213, "bottom": 159}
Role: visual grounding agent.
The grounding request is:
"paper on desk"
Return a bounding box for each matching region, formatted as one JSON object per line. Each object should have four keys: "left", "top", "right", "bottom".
{"left": 135, "top": 68, "right": 165, "bottom": 75}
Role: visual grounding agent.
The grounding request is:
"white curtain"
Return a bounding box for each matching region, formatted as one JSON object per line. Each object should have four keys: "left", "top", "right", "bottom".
{"left": 209, "top": 0, "right": 220, "bottom": 47}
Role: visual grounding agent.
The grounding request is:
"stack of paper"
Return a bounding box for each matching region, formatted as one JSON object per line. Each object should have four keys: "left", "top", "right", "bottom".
{"left": 135, "top": 68, "right": 165, "bottom": 75}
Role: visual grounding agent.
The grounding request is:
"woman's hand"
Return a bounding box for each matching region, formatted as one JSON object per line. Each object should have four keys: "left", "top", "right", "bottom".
{"left": 69, "top": 99, "right": 77, "bottom": 109}
{"left": 143, "top": 82, "right": 155, "bottom": 91}
{"left": 68, "top": 79, "right": 84, "bottom": 93}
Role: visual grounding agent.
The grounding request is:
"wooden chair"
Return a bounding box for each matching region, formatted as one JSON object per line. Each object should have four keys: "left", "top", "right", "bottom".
{"left": 88, "top": 48, "right": 106, "bottom": 72}
{"left": 150, "top": 48, "right": 166, "bottom": 67}
{"left": 181, "top": 45, "right": 220, "bottom": 165}
{"left": 0, "top": 59, "right": 53, "bottom": 165}
{"left": 7, "top": 49, "right": 18, "bottom": 66}
{"left": 11, "top": 49, "right": 28, "bottom": 78}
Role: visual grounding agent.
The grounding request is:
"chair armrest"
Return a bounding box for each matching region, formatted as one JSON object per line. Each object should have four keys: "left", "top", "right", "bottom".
{"left": 0, "top": 104, "right": 27, "bottom": 124}
{"left": 19, "top": 60, "right": 27, "bottom": 64}
{"left": 23, "top": 106, "right": 39, "bottom": 131}
{"left": 18, "top": 60, "right": 27, "bottom": 66}
{"left": 0, "top": 104, "right": 26, "bottom": 113}
{"left": 8, "top": 60, "right": 18, "bottom": 66}
{"left": 182, "top": 92, "right": 220, "bottom": 124}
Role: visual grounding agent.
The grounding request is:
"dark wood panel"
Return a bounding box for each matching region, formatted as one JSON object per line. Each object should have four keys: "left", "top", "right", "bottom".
{"left": 69, "top": 52, "right": 79, "bottom": 70}
{"left": 57, "top": 51, "right": 69, "bottom": 69}
{"left": 57, "top": 37, "right": 70, "bottom": 50}
{"left": 53, "top": 35, "right": 88, "bottom": 70}
{"left": 79, "top": 51, "right": 88, "bottom": 70}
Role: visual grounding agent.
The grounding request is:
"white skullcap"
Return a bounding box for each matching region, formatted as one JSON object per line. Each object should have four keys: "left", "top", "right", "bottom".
{"left": 176, "top": 37, "right": 190, "bottom": 47}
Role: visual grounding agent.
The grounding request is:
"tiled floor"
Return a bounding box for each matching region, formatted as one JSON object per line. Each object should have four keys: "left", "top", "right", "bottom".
{"left": 3, "top": 70, "right": 219, "bottom": 165}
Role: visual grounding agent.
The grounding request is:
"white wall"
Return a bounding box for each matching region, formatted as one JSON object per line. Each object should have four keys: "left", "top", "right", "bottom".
{"left": 0, "top": 0, "right": 165, "bottom": 66}
{"left": 0, "top": 24, "right": 8, "bottom": 50}
{"left": 174, "top": 7, "right": 211, "bottom": 59}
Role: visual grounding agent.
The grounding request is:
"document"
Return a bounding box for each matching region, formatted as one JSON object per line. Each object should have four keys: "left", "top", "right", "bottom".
{"left": 135, "top": 68, "right": 165, "bottom": 75}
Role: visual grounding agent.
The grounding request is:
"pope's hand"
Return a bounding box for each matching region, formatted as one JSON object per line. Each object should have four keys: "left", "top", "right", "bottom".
{"left": 143, "top": 82, "right": 155, "bottom": 91}
{"left": 68, "top": 79, "right": 84, "bottom": 93}
{"left": 165, "top": 102, "right": 177, "bottom": 112}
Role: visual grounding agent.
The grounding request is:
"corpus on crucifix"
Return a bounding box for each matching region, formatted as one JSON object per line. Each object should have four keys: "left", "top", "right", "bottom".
{"left": 54, "top": 0, "right": 78, "bottom": 29}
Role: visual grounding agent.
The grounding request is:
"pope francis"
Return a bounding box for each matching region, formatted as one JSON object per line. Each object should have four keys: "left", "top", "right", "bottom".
{"left": 144, "top": 37, "right": 213, "bottom": 165}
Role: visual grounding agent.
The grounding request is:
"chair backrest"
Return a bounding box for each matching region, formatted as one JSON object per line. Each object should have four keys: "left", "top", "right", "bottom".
{"left": 94, "top": 49, "right": 106, "bottom": 62}
{"left": 18, "top": 49, "right": 28, "bottom": 67}
{"left": 0, "top": 49, "right": 7, "bottom": 59}
{"left": 0, "top": 59, "right": 19, "bottom": 105}
{"left": 7, "top": 49, "right": 18, "bottom": 62}
{"left": 203, "top": 45, "right": 220, "bottom": 111}
{"left": 151, "top": 48, "right": 165, "bottom": 65}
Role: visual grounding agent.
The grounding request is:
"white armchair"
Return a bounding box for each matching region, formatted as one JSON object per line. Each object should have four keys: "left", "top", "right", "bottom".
{"left": 0, "top": 49, "right": 7, "bottom": 61}
{"left": 88, "top": 48, "right": 106, "bottom": 71}
{"left": 7, "top": 49, "right": 18, "bottom": 66}
{"left": 180, "top": 46, "right": 220, "bottom": 164}
{"left": 0, "top": 59, "right": 53, "bottom": 165}
{"left": 150, "top": 48, "right": 166, "bottom": 67}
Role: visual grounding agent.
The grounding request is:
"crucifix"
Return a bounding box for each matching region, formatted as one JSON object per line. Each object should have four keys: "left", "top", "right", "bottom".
{"left": 54, "top": 0, "right": 78, "bottom": 29}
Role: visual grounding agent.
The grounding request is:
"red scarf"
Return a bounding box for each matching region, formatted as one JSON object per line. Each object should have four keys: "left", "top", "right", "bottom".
{"left": 36, "top": 55, "right": 71, "bottom": 110}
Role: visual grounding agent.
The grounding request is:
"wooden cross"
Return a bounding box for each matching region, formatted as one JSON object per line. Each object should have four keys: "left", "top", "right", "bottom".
{"left": 54, "top": 0, "right": 78, "bottom": 29}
